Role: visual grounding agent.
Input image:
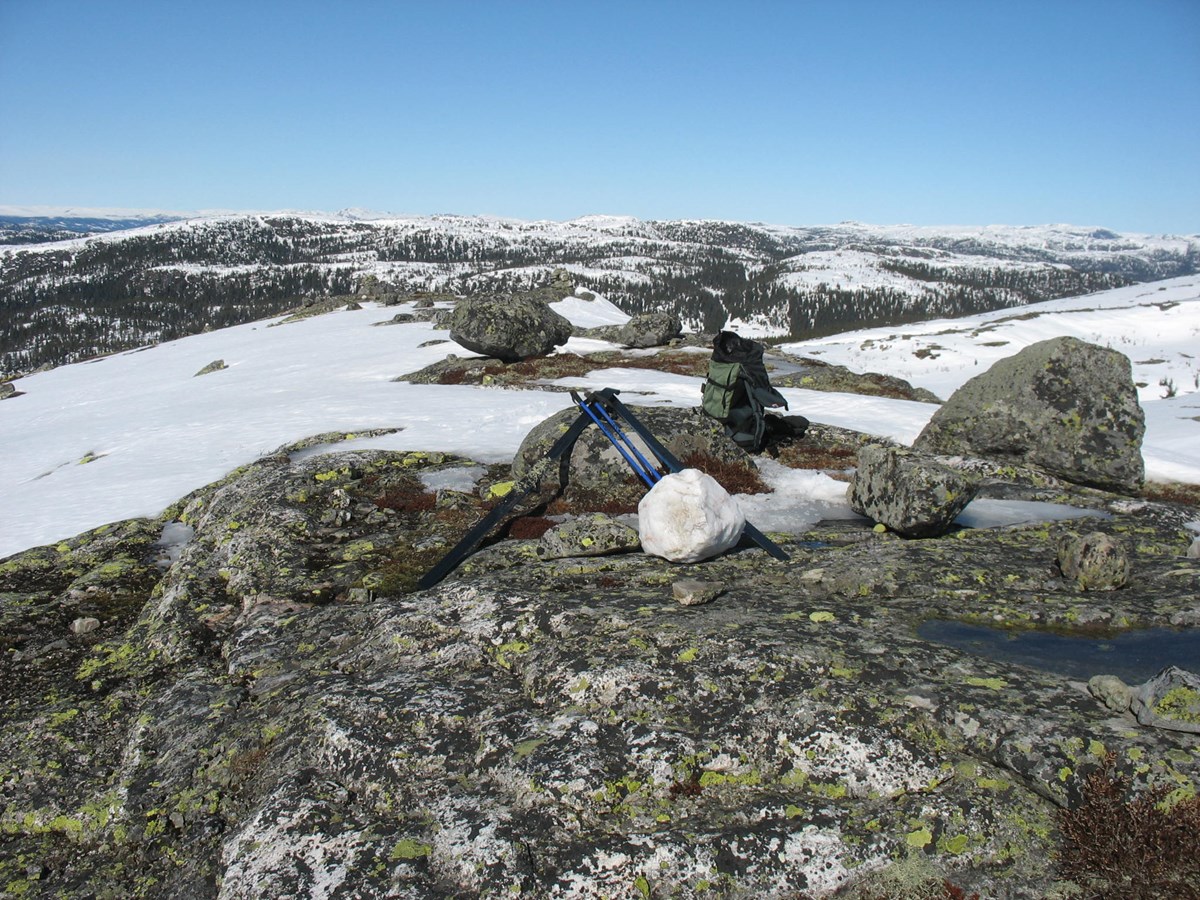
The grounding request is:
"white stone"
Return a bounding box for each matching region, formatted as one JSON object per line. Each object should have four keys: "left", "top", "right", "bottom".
{"left": 637, "top": 469, "right": 745, "bottom": 563}
{"left": 70, "top": 617, "right": 100, "bottom": 635}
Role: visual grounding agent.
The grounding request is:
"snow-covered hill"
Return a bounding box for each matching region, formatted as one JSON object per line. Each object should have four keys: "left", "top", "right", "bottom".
{"left": 3, "top": 211, "right": 1194, "bottom": 376}
{"left": 1, "top": 278, "right": 1198, "bottom": 560}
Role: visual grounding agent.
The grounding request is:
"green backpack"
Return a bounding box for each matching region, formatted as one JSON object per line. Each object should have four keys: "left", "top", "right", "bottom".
{"left": 701, "top": 331, "right": 788, "bottom": 451}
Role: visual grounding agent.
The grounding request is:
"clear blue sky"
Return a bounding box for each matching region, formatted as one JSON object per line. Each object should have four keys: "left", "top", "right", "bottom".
{"left": 2, "top": 0, "right": 1197, "bottom": 232}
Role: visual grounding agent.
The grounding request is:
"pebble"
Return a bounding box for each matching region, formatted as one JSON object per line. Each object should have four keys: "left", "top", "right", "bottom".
{"left": 672, "top": 578, "right": 725, "bottom": 606}
{"left": 71, "top": 617, "right": 101, "bottom": 635}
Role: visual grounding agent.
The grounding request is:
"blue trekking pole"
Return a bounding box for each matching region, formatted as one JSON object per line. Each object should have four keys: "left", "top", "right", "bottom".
{"left": 587, "top": 396, "right": 663, "bottom": 486}
{"left": 571, "top": 391, "right": 657, "bottom": 487}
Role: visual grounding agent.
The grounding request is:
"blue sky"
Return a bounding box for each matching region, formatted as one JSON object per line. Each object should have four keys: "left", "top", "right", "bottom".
{"left": 1, "top": 0, "right": 1197, "bottom": 232}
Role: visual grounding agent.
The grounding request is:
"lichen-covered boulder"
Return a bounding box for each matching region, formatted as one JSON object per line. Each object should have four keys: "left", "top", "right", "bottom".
{"left": 448, "top": 295, "right": 573, "bottom": 362}
{"left": 582, "top": 312, "right": 683, "bottom": 348}
{"left": 512, "top": 404, "right": 756, "bottom": 511}
{"left": 1057, "top": 531, "right": 1130, "bottom": 591}
{"left": 535, "top": 514, "right": 641, "bottom": 560}
{"left": 0, "top": 381, "right": 15, "bottom": 400}
{"left": 913, "top": 337, "right": 1145, "bottom": 492}
{"left": 848, "top": 445, "right": 977, "bottom": 538}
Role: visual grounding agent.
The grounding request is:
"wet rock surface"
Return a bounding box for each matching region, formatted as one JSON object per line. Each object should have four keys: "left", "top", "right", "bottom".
{"left": 1, "top": 425, "right": 1198, "bottom": 898}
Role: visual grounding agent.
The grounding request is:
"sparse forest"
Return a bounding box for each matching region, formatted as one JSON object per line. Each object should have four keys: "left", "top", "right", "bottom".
{"left": 1, "top": 215, "right": 1193, "bottom": 377}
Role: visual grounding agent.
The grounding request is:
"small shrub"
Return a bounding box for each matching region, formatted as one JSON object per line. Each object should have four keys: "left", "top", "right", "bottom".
{"left": 1057, "top": 751, "right": 1200, "bottom": 899}
{"left": 545, "top": 491, "right": 641, "bottom": 517}
{"left": 771, "top": 441, "right": 858, "bottom": 476}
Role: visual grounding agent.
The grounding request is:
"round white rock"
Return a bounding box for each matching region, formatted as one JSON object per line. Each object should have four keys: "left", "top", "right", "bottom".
{"left": 638, "top": 468, "right": 746, "bottom": 563}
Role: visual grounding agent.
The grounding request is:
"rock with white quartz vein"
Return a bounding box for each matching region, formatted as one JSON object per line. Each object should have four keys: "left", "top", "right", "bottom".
{"left": 638, "top": 469, "right": 745, "bottom": 563}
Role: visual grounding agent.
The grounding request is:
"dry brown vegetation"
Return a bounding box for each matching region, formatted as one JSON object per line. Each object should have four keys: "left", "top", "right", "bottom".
{"left": 507, "top": 516, "right": 556, "bottom": 539}
{"left": 1139, "top": 480, "right": 1200, "bottom": 509}
{"left": 1057, "top": 752, "right": 1200, "bottom": 899}
{"left": 680, "top": 451, "right": 772, "bottom": 495}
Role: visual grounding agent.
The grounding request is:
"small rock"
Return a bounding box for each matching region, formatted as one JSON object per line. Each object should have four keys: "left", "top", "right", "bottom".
{"left": 1188, "top": 537, "right": 1200, "bottom": 559}
{"left": 194, "top": 359, "right": 228, "bottom": 377}
{"left": 70, "top": 617, "right": 101, "bottom": 635}
{"left": 1169, "top": 605, "right": 1200, "bottom": 627}
{"left": 536, "top": 514, "right": 641, "bottom": 560}
{"left": 672, "top": 578, "right": 726, "bottom": 606}
{"left": 1057, "top": 532, "right": 1130, "bottom": 591}
{"left": 1087, "top": 674, "right": 1133, "bottom": 712}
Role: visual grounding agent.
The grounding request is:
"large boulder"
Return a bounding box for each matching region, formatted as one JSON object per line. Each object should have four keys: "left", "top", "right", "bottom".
{"left": 513, "top": 404, "right": 757, "bottom": 511}
{"left": 449, "top": 295, "right": 573, "bottom": 362}
{"left": 913, "top": 337, "right": 1145, "bottom": 493}
{"left": 581, "top": 312, "right": 683, "bottom": 349}
{"left": 849, "top": 445, "right": 977, "bottom": 538}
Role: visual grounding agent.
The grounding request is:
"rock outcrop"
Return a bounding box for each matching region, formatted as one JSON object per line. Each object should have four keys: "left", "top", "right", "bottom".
{"left": 1, "top": 422, "right": 1198, "bottom": 898}
{"left": 449, "top": 295, "right": 573, "bottom": 362}
{"left": 914, "top": 336, "right": 1146, "bottom": 493}
{"left": 774, "top": 358, "right": 942, "bottom": 404}
{"left": 194, "top": 359, "right": 228, "bottom": 377}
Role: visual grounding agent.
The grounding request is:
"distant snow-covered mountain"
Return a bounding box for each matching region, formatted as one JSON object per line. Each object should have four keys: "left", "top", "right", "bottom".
{"left": 0, "top": 206, "right": 194, "bottom": 244}
{"left": 1, "top": 210, "right": 1196, "bottom": 377}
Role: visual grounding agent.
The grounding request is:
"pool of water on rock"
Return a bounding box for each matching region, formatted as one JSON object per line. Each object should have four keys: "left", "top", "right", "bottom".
{"left": 918, "top": 619, "right": 1200, "bottom": 683}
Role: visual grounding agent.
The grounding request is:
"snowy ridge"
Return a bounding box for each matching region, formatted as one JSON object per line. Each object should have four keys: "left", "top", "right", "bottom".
{"left": 3, "top": 209, "right": 1195, "bottom": 257}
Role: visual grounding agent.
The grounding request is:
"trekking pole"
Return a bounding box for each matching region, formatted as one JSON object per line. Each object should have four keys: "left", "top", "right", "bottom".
{"left": 586, "top": 392, "right": 663, "bottom": 485}
{"left": 417, "top": 406, "right": 595, "bottom": 589}
{"left": 571, "top": 391, "right": 658, "bottom": 488}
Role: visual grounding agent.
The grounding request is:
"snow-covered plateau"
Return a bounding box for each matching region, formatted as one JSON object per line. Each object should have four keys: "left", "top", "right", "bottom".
{"left": 1, "top": 276, "right": 1198, "bottom": 561}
